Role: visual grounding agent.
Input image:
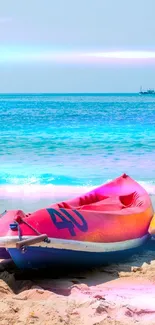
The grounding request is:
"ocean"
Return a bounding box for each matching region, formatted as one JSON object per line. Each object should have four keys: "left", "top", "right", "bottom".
{"left": 0, "top": 93, "right": 155, "bottom": 211}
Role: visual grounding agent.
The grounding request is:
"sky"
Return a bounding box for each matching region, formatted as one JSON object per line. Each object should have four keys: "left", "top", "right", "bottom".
{"left": 0, "top": 0, "right": 155, "bottom": 93}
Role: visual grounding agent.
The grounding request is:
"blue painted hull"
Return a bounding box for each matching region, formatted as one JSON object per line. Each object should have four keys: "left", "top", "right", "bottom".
{"left": 8, "top": 243, "right": 147, "bottom": 269}
{"left": 0, "top": 247, "right": 11, "bottom": 259}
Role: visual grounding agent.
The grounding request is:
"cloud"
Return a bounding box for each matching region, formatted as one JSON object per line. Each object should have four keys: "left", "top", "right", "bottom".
{"left": 85, "top": 51, "right": 155, "bottom": 59}
{"left": 0, "top": 49, "right": 155, "bottom": 65}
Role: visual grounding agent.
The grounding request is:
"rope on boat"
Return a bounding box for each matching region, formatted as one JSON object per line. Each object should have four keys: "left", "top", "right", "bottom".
{"left": 21, "top": 218, "right": 41, "bottom": 236}
{"left": 16, "top": 221, "right": 22, "bottom": 241}
{"left": 10, "top": 214, "right": 50, "bottom": 251}
{"left": 10, "top": 221, "right": 22, "bottom": 241}
{"left": 0, "top": 210, "right": 7, "bottom": 218}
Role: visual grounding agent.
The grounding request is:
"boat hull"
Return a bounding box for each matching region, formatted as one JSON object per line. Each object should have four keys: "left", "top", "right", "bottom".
{"left": 0, "top": 247, "right": 10, "bottom": 259}
{"left": 0, "top": 174, "right": 154, "bottom": 268}
{"left": 7, "top": 234, "right": 149, "bottom": 269}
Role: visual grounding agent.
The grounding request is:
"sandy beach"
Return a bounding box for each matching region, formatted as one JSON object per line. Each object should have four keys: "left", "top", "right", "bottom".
{"left": 0, "top": 196, "right": 154, "bottom": 325}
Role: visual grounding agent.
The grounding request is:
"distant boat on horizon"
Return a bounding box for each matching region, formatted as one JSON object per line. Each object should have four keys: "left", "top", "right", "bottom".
{"left": 139, "top": 86, "right": 155, "bottom": 95}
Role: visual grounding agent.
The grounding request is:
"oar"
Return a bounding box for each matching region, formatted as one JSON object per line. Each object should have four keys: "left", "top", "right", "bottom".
{"left": 16, "top": 234, "right": 49, "bottom": 249}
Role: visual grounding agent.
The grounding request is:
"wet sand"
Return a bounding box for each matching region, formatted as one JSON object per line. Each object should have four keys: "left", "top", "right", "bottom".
{"left": 0, "top": 196, "right": 154, "bottom": 325}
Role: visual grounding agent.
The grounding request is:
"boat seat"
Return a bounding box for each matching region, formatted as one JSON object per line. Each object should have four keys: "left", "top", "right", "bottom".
{"left": 57, "top": 202, "right": 72, "bottom": 209}
{"left": 79, "top": 193, "right": 109, "bottom": 206}
{"left": 77, "top": 196, "right": 124, "bottom": 211}
{"left": 54, "top": 193, "right": 109, "bottom": 210}
{"left": 51, "top": 192, "right": 140, "bottom": 211}
{"left": 77, "top": 192, "right": 140, "bottom": 211}
{"left": 119, "top": 191, "right": 140, "bottom": 207}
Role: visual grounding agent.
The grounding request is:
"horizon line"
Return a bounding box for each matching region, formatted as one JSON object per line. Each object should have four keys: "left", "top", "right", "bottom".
{"left": 0, "top": 91, "right": 142, "bottom": 95}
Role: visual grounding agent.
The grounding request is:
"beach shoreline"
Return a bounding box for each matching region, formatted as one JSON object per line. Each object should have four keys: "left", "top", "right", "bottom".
{"left": 0, "top": 194, "right": 155, "bottom": 213}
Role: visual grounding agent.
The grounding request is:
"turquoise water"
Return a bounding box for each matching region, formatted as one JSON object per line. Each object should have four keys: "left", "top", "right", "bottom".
{"left": 0, "top": 93, "right": 155, "bottom": 196}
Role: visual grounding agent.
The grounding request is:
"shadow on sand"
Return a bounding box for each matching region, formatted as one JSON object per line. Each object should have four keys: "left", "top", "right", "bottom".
{"left": 0, "top": 237, "right": 155, "bottom": 296}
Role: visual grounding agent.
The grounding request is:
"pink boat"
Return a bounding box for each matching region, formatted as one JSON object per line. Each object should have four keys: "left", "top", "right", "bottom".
{"left": 0, "top": 174, "right": 154, "bottom": 269}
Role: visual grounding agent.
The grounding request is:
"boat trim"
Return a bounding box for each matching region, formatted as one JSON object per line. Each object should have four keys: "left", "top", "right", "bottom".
{"left": 0, "top": 234, "right": 149, "bottom": 252}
